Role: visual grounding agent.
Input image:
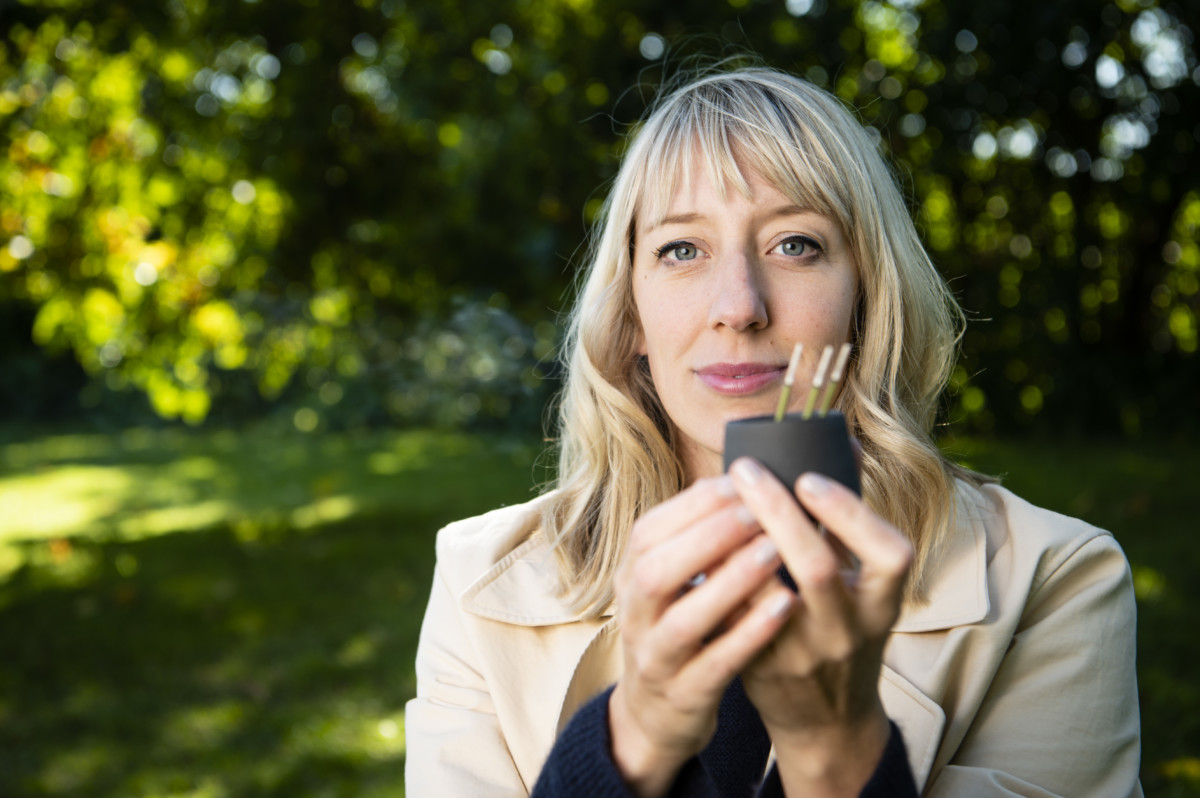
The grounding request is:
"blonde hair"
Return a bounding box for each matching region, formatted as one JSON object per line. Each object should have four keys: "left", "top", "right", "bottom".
{"left": 543, "top": 66, "right": 986, "bottom": 616}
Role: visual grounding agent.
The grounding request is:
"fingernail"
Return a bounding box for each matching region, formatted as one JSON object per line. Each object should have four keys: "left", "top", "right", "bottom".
{"left": 798, "top": 472, "right": 831, "bottom": 498}
{"left": 735, "top": 505, "right": 756, "bottom": 527}
{"left": 754, "top": 538, "right": 779, "bottom": 566}
{"left": 714, "top": 475, "right": 736, "bottom": 498}
{"left": 768, "top": 591, "right": 793, "bottom": 618}
{"left": 733, "top": 458, "right": 763, "bottom": 484}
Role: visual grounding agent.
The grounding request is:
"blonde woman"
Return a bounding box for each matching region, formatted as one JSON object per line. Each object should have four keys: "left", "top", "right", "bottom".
{"left": 406, "top": 68, "right": 1142, "bottom": 797}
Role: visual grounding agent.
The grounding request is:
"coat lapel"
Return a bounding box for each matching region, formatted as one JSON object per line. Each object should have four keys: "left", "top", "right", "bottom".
{"left": 893, "top": 486, "right": 990, "bottom": 633}
{"left": 556, "top": 617, "right": 623, "bottom": 735}
{"left": 879, "top": 664, "right": 946, "bottom": 788}
{"left": 460, "top": 532, "right": 620, "bottom": 783}
{"left": 881, "top": 486, "right": 991, "bottom": 789}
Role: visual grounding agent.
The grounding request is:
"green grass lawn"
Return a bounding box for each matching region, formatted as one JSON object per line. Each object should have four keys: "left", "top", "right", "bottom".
{"left": 0, "top": 426, "right": 1195, "bottom": 796}
{"left": 0, "top": 424, "right": 544, "bottom": 797}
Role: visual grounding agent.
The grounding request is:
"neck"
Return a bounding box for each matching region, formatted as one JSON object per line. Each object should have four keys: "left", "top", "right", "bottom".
{"left": 679, "top": 438, "right": 724, "bottom": 485}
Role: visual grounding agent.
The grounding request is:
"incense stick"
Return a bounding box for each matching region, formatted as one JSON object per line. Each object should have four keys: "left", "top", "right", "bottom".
{"left": 802, "top": 345, "right": 834, "bottom": 419}
{"left": 817, "top": 343, "right": 853, "bottom": 416}
{"left": 774, "top": 343, "right": 804, "bottom": 421}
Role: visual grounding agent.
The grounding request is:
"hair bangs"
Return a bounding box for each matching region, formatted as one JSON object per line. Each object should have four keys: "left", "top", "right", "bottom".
{"left": 632, "top": 79, "right": 852, "bottom": 237}
{"left": 632, "top": 105, "right": 746, "bottom": 234}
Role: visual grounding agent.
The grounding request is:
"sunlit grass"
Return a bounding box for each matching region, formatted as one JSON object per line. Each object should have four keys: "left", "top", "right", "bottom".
{"left": 0, "top": 465, "right": 134, "bottom": 541}
{"left": 1, "top": 427, "right": 1195, "bottom": 796}
{"left": 0, "top": 424, "right": 542, "bottom": 578}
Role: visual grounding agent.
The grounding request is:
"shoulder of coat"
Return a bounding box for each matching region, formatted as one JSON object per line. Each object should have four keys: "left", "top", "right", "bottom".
{"left": 433, "top": 492, "right": 555, "bottom": 591}
{"left": 974, "top": 482, "right": 1125, "bottom": 581}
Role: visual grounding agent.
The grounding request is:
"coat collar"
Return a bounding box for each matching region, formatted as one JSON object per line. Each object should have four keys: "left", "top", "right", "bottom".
{"left": 892, "top": 484, "right": 991, "bottom": 633}
{"left": 461, "top": 526, "right": 614, "bottom": 626}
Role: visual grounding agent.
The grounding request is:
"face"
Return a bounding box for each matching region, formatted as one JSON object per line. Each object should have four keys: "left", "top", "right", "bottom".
{"left": 631, "top": 161, "right": 859, "bottom": 482}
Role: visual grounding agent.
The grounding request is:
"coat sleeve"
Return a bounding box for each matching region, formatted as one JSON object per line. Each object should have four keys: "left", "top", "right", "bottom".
{"left": 927, "top": 533, "right": 1143, "bottom": 797}
{"left": 405, "top": 563, "right": 529, "bottom": 798}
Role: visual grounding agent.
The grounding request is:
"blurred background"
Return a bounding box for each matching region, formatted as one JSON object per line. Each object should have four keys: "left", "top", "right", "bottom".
{"left": 1, "top": 0, "right": 1197, "bottom": 794}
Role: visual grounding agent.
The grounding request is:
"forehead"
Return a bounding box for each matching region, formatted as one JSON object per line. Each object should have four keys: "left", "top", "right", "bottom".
{"left": 633, "top": 128, "right": 842, "bottom": 238}
{"left": 642, "top": 158, "right": 807, "bottom": 228}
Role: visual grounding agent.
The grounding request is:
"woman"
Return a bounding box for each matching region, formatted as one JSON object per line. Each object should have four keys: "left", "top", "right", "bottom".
{"left": 406, "top": 67, "right": 1142, "bottom": 797}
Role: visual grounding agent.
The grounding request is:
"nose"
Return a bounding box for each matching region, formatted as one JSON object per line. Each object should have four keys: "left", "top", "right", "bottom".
{"left": 708, "top": 250, "right": 768, "bottom": 332}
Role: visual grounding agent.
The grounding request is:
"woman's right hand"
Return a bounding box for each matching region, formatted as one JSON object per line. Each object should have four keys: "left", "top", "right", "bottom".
{"left": 608, "top": 475, "right": 798, "bottom": 798}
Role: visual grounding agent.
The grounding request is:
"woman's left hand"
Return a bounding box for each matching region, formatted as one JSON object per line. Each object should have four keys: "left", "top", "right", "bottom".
{"left": 728, "top": 457, "right": 913, "bottom": 798}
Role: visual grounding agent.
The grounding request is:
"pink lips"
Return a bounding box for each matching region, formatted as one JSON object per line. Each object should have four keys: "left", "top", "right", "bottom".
{"left": 696, "top": 362, "right": 784, "bottom": 395}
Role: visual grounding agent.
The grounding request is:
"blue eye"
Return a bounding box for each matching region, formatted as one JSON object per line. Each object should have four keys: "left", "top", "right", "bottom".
{"left": 775, "top": 236, "right": 821, "bottom": 257}
{"left": 654, "top": 241, "right": 698, "bottom": 261}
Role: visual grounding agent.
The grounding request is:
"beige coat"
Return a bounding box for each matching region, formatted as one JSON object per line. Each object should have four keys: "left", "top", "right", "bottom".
{"left": 406, "top": 483, "right": 1142, "bottom": 796}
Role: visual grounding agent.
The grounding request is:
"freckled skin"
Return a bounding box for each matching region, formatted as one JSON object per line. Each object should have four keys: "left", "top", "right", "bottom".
{"left": 632, "top": 165, "right": 859, "bottom": 482}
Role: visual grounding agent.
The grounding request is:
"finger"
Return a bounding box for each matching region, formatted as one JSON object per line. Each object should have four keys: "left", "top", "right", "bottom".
{"left": 729, "top": 458, "right": 849, "bottom": 623}
{"left": 795, "top": 472, "right": 913, "bottom": 628}
{"left": 627, "top": 475, "right": 740, "bottom": 557}
{"left": 618, "top": 504, "right": 761, "bottom": 641}
{"left": 676, "top": 583, "right": 796, "bottom": 692}
{"left": 645, "top": 534, "right": 782, "bottom": 670}
{"left": 625, "top": 502, "right": 761, "bottom": 618}
{"left": 714, "top": 568, "right": 786, "bottom": 632}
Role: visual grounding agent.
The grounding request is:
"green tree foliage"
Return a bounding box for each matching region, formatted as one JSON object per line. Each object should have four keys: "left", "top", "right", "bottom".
{"left": 1, "top": 0, "right": 1197, "bottom": 434}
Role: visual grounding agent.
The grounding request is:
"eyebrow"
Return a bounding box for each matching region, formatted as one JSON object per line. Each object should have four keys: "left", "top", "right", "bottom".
{"left": 644, "top": 204, "right": 818, "bottom": 233}
{"left": 647, "top": 211, "right": 703, "bottom": 230}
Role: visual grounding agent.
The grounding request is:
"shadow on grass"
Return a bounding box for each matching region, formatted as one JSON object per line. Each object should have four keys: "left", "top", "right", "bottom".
{"left": 0, "top": 425, "right": 543, "bottom": 797}
{"left": 1, "top": 513, "right": 432, "bottom": 795}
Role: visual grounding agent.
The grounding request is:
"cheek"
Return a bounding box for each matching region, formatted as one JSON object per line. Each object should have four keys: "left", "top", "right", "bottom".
{"left": 631, "top": 287, "right": 648, "bottom": 356}
{"left": 838, "top": 285, "right": 859, "bottom": 333}
{"left": 631, "top": 278, "right": 679, "bottom": 358}
{"left": 817, "top": 275, "right": 858, "bottom": 336}
{"left": 792, "top": 288, "right": 854, "bottom": 334}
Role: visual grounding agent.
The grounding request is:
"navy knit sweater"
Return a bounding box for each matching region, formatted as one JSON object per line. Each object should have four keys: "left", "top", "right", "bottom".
{"left": 531, "top": 685, "right": 918, "bottom": 798}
